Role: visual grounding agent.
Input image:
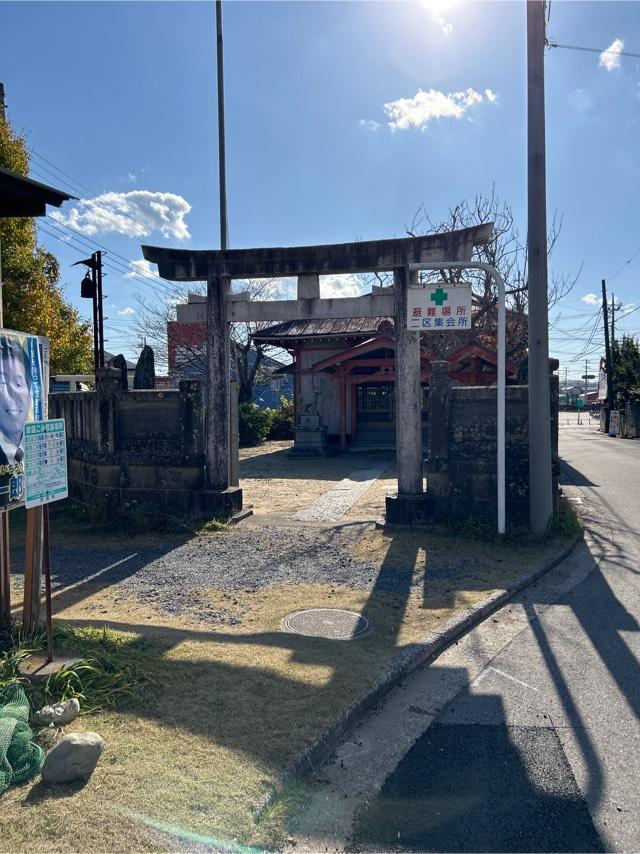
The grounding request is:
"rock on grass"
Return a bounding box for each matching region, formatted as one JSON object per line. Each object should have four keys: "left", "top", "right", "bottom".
{"left": 41, "top": 732, "right": 104, "bottom": 785}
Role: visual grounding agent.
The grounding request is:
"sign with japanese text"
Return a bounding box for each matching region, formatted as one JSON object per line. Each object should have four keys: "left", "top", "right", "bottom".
{"left": 407, "top": 285, "right": 473, "bottom": 331}
{"left": 23, "top": 419, "right": 68, "bottom": 509}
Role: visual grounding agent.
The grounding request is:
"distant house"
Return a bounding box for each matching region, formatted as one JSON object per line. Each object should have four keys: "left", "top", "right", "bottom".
{"left": 166, "top": 318, "right": 292, "bottom": 407}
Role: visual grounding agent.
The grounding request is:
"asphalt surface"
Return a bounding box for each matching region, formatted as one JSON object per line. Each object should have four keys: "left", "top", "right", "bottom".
{"left": 296, "top": 427, "right": 639, "bottom": 853}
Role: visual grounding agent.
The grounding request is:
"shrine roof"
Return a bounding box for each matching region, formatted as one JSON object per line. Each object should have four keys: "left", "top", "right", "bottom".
{"left": 251, "top": 316, "right": 392, "bottom": 342}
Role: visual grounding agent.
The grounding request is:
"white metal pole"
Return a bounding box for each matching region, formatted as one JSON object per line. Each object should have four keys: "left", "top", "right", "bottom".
{"left": 409, "top": 260, "right": 506, "bottom": 534}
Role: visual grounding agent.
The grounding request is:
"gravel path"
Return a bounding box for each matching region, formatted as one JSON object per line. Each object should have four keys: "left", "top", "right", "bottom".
{"left": 12, "top": 523, "right": 423, "bottom": 624}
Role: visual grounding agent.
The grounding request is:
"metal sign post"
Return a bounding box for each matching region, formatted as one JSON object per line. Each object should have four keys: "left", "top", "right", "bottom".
{"left": 410, "top": 261, "right": 506, "bottom": 535}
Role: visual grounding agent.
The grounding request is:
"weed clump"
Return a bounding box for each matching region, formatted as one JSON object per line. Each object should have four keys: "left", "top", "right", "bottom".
{"left": 0, "top": 625, "right": 154, "bottom": 715}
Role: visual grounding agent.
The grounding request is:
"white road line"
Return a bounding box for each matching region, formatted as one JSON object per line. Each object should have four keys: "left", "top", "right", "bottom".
{"left": 472, "top": 665, "right": 540, "bottom": 693}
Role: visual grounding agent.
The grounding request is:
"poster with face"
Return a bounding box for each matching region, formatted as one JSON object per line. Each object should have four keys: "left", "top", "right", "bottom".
{"left": 0, "top": 330, "right": 48, "bottom": 510}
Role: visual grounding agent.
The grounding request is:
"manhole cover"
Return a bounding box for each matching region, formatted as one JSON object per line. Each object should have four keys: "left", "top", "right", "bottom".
{"left": 282, "top": 609, "right": 370, "bottom": 640}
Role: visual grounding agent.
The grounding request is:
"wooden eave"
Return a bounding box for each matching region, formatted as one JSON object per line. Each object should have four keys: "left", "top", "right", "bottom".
{"left": 0, "top": 166, "right": 75, "bottom": 218}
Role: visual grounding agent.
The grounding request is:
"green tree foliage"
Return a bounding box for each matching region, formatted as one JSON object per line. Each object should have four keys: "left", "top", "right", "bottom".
{"left": 238, "top": 402, "right": 273, "bottom": 447}
{"left": 267, "top": 396, "right": 294, "bottom": 440}
{"left": 612, "top": 335, "right": 640, "bottom": 406}
{"left": 0, "top": 116, "right": 93, "bottom": 373}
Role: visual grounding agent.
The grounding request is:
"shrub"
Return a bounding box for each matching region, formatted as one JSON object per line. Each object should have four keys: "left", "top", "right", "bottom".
{"left": 268, "top": 396, "right": 294, "bottom": 440}
{"left": 239, "top": 402, "right": 273, "bottom": 446}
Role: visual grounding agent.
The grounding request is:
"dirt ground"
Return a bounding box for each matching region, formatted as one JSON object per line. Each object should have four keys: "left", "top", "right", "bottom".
{"left": 1, "top": 445, "right": 576, "bottom": 852}
{"left": 239, "top": 441, "right": 396, "bottom": 521}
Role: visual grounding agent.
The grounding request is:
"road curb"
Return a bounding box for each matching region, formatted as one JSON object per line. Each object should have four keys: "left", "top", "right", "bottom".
{"left": 254, "top": 531, "right": 583, "bottom": 822}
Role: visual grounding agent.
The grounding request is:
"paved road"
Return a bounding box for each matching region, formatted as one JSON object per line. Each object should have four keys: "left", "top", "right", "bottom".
{"left": 294, "top": 427, "right": 640, "bottom": 853}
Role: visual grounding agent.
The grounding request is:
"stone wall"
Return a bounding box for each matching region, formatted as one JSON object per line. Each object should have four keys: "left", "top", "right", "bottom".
{"left": 49, "top": 368, "right": 216, "bottom": 517}
{"left": 424, "top": 362, "right": 559, "bottom": 524}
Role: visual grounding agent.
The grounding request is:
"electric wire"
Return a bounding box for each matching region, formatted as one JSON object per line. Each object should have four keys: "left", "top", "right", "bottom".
{"left": 546, "top": 38, "right": 640, "bottom": 60}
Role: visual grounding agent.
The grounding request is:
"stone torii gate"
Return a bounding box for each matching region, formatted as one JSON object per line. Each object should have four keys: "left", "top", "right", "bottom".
{"left": 142, "top": 224, "right": 492, "bottom": 523}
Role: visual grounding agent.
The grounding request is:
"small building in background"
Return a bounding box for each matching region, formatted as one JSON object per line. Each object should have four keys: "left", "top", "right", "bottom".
{"left": 166, "top": 315, "right": 292, "bottom": 407}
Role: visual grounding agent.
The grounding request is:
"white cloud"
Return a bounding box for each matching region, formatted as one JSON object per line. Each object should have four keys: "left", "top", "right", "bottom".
{"left": 599, "top": 38, "right": 624, "bottom": 71}
{"left": 581, "top": 293, "right": 599, "bottom": 305}
{"left": 117, "top": 307, "right": 136, "bottom": 317}
{"left": 383, "top": 88, "right": 488, "bottom": 131}
{"left": 128, "top": 172, "right": 137, "bottom": 183}
{"left": 568, "top": 88, "right": 594, "bottom": 115}
{"left": 359, "top": 118, "right": 380, "bottom": 132}
{"left": 423, "top": 0, "right": 454, "bottom": 35}
{"left": 431, "top": 13, "right": 453, "bottom": 35}
{"left": 484, "top": 88, "right": 498, "bottom": 103}
{"left": 51, "top": 191, "right": 192, "bottom": 240}
{"left": 320, "top": 274, "right": 366, "bottom": 299}
{"left": 127, "top": 258, "right": 160, "bottom": 279}
{"left": 623, "top": 302, "right": 637, "bottom": 314}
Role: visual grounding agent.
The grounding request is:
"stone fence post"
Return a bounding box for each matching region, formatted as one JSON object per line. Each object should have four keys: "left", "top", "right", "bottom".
{"left": 425, "top": 360, "right": 451, "bottom": 500}
{"left": 179, "top": 380, "right": 205, "bottom": 463}
{"left": 95, "top": 367, "right": 122, "bottom": 457}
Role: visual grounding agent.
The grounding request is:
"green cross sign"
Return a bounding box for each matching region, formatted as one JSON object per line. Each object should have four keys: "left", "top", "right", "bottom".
{"left": 430, "top": 287, "right": 449, "bottom": 306}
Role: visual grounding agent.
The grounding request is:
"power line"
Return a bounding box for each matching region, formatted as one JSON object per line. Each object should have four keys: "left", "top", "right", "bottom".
{"left": 25, "top": 152, "right": 190, "bottom": 296}
{"left": 610, "top": 246, "right": 640, "bottom": 282}
{"left": 35, "top": 225, "right": 171, "bottom": 318}
{"left": 29, "top": 151, "right": 153, "bottom": 237}
{"left": 38, "top": 216, "right": 177, "bottom": 299}
{"left": 546, "top": 38, "right": 640, "bottom": 60}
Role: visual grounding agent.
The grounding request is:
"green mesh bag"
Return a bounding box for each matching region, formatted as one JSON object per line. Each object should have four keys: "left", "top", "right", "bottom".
{"left": 0, "top": 682, "right": 44, "bottom": 793}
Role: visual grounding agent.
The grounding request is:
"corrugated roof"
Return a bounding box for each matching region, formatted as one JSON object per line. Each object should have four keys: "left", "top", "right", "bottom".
{"left": 252, "top": 316, "right": 392, "bottom": 341}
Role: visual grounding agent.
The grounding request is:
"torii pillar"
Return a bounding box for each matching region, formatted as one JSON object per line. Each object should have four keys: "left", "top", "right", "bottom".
{"left": 384, "top": 264, "right": 431, "bottom": 524}
{"left": 204, "top": 273, "right": 243, "bottom": 516}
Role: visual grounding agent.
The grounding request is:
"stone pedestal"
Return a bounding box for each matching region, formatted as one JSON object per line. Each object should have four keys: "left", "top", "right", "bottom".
{"left": 292, "top": 412, "right": 327, "bottom": 455}
{"left": 194, "top": 486, "right": 246, "bottom": 521}
{"left": 384, "top": 492, "right": 435, "bottom": 526}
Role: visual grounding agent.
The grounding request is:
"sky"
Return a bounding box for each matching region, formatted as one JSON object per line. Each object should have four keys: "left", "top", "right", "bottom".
{"left": 1, "top": 0, "right": 639, "bottom": 376}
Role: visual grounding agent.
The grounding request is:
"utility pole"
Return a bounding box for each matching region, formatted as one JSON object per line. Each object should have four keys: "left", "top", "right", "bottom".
{"left": 602, "top": 278, "right": 614, "bottom": 433}
{"left": 527, "top": 0, "right": 553, "bottom": 534}
{"left": 216, "top": 0, "right": 228, "bottom": 250}
{"left": 610, "top": 293, "right": 616, "bottom": 384}
{"left": 584, "top": 359, "right": 589, "bottom": 396}
{"left": 75, "top": 251, "right": 105, "bottom": 372}
{"left": 611, "top": 293, "right": 615, "bottom": 346}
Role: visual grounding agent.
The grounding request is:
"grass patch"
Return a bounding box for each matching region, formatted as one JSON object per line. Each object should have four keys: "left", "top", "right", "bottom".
{"left": 0, "top": 624, "right": 153, "bottom": 714}
{"left": 199, "top": 518, "right": 229, "bottom": 534}
{"left": 550, "top": 498, "right": 582, "bottom": 537}
{"left": 444, "top": 497, "right": 583, "bottom": 544}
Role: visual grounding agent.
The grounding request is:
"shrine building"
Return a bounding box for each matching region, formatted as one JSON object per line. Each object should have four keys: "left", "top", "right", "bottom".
{"left": 171, "top": 291, "right": 519, "bottom": 452}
